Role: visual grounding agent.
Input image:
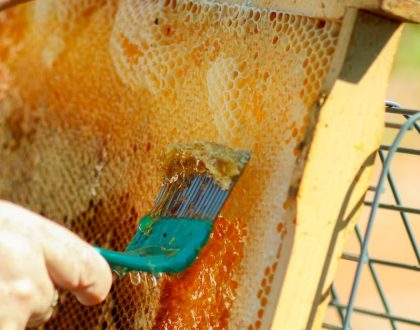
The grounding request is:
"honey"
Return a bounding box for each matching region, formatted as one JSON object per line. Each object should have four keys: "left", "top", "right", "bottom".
{"left": 154, "top": 216, "right": 246, "bottom": 329}
{"left": 0, "top": 0, "right": 340, "bottom": 328}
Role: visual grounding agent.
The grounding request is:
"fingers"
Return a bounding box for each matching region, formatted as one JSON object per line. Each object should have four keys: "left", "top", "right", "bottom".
{"left": 37, "top": 215, "right": 112, "bottom": 305}
{"left": 0, "top": 227, "right": 55, "bottom": 330}
{"left": 0, "top": 201, "right": 112, "bottom": 306}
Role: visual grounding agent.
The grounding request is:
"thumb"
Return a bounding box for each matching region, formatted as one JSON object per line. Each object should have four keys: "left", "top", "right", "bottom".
{"left": 19, "top": 208, "right": 113, "bottom": 305}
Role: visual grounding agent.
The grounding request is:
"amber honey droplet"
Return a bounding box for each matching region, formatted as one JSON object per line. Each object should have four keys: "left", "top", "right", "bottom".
{"left": 269, "top": 12, "right": 276, "bottom": 21}
{"left": 316, "top": 20, "right": 326, "bottom": 29}
{"left": 261, "top": 297, "right": 268, "bottom": 307}
{"left": 272, "top": 262, "right": 278, "bottom": 271}
{"left": 129, "top": 272, "right": 142, "bottom": 286}
{"left": 264, "top": 286, "right": 271, "bottom": 295}
{"left": 257, "top": 289, "right": 263, "bottom": 298}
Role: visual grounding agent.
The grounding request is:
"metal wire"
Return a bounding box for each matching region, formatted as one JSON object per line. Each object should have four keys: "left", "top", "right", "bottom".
{"left": 323, "top": 101, "right": 420, "bottom": 329}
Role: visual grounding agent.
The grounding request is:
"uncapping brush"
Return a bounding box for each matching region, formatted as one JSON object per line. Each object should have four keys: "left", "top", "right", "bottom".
{"left": 94, "top": 141, "right": 251, "bottom": 273}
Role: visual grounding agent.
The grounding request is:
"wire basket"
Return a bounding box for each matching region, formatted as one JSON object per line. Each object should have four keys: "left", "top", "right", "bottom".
{"left": 323, "top": 101, "right": 420, "bottom": 330}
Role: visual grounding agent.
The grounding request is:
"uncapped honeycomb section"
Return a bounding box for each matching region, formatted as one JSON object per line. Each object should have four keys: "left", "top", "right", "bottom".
{"left": 154, "top": 216, "right": 246, "bottom": 329}
{"left": 0, "top": 0, "right": 341, "bottom": 329}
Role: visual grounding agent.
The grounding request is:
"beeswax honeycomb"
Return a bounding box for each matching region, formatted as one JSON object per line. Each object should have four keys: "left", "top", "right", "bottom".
{"left": 0, "top": 0, "right": 341, "bottom": 328}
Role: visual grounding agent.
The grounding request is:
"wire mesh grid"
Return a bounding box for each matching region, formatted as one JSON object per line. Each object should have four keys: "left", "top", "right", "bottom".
{"left": 323, "top": 101, "right": 420, "bottom": 330}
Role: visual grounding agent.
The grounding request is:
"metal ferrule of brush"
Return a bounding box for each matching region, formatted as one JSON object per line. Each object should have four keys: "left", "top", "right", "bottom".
{"left": 151, "top": 174, "right": 234, "bottom": 221}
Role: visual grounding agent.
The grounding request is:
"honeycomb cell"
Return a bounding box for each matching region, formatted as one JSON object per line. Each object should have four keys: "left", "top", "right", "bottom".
{"left": 207, "top": 56, "right": 256, "bottom": 145}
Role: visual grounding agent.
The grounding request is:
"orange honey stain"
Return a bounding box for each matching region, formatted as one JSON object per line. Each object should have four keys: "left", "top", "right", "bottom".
{"left": 271, "top": 263, "right": 278, "bottom": 272}
{"left": 261, "top": 297, "right": 268, "bottom": 307}
{"left": 120, "top": 35, "right": 143, "bottom": 63}
{"left": 293, "top": 147, "right": 301, "bottom": 157}
{"left": 154, "top": 216, "right": 246, "bottom": 329}
{"left": 257, "top": 289, "right": 263, "bottom": 298}
{"left": 146, "top": 142, "right": 152, "bottom": 151}
{"left": 0, "top": 8, "right": 27, "bottom": 60}
{"left": 264, "top": 286, "right": 271, "bottom": 295}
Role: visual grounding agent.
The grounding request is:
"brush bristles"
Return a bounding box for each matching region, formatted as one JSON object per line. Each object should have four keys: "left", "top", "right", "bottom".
{"left": 151, "top": 174, "right": 231, "bottom": 220}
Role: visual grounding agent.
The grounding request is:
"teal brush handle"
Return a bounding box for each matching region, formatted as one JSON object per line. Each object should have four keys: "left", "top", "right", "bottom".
{"left": 93, "top": 246, "right": 194, "bottom": 273}
{"left": 94, "top": 216, "right": 214, "bottom": 273}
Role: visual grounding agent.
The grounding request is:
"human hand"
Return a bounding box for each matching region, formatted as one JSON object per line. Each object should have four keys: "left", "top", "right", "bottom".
{"left": 0, "top": 200, "right": 112, "bottom": 330}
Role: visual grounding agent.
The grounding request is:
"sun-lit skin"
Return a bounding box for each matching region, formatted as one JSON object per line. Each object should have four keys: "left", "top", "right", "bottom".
{"left": 0, "top": 1, "right": 339, "bottom": 328}
{"left": 0, "top": 201, "right": 112, "bottom": 330}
